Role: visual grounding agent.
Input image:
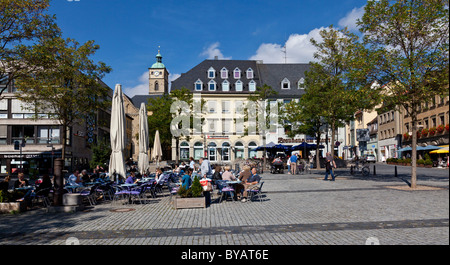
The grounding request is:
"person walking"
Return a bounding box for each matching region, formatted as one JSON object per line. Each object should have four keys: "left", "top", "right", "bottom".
{"left": 323, "top": 152, "right": 337, "bottom": 181}
{"left": 290, "top": 153, "right": 298, "bottom": 175}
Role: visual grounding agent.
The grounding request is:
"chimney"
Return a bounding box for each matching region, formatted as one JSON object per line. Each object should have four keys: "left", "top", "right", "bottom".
{"left": 214, "top": 56, "right": 218, "bottom": 60}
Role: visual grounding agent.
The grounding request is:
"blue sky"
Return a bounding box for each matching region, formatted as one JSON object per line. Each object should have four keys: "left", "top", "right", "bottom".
{"left": 49, "top": 0, "right": 367, "bottom": 97}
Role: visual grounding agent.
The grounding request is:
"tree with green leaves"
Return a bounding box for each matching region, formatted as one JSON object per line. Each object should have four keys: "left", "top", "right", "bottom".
{"left": 308, "top": 26, "right": 380, "bottom": 160}
{"left": 0, "top": 0, "right": 59, "bottom": 97}
{"left": 357, "top": 0, "right": 449, "bottom": 188}
{"left": 15, "top": 35, "right": 112, "bottom": 162}
{"left": 89, "top": 139, "right": 112, "bottom": 170}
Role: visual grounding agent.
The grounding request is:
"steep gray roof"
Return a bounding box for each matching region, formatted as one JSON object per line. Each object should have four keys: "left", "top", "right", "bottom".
{"left": 130, "top": 94, "right": 163, "bottom": 108}
{"left": 171, "top": 59, "right": 310, "bottom": 99}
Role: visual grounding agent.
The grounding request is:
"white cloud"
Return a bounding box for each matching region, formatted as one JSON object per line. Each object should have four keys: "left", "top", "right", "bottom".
{"left": 123, "top": 71, "right": 181, "bottom": 97}
{"left": 249, "top": 28, "right": 324, "bottom": 63}
{"left": 200, "top": 42, "right": 232, "bottom": 60}
{"left": 338, "top": 6, "right": 365, "bottom": 32}
{"left": 123, "top": 71, "right": 149, "bottom": 98}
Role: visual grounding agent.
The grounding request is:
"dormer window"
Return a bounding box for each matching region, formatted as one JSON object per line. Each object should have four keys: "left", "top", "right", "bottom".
{"left": 208, "top": 80, "right": 216, "bottom": 91}
{"left": 233, "top": 68, "right": 241, "bottom": 79}
{"left": 221, "top": 67, "right": 228, "bottom": 79}
{"left": 298, "top": 78, "right": 305, "bottom": 89}
{"left": 208, "top": 67, "right": 215, "bottom": 78}
{"left": 281, "top": 78, "right": 290, "bottom": 89}
{"left": 249, "top": 80, "right": 256, "bottom": 92}
{"left": 195, "top": 79, "right": 203, "bottom": 91}
{"left": 235, "top": 80, "right": 243, "bottom": 91}
{"left": 222, "top": 80, "right": 229, "bottom": 91}
{"left": 246, "top": 68, "right": 254, "bottom": 79}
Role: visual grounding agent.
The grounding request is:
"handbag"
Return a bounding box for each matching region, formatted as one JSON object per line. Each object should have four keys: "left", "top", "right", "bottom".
{"left": 200, "top": 179, "right": 213, "bottom": 192}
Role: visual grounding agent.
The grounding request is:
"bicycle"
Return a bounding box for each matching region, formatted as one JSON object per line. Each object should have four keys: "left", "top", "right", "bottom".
{"left": 350, "top": 161, "right": 370, "bottom": 176}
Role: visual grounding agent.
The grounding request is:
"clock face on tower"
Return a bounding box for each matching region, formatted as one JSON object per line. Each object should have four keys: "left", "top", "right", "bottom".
{"left": 154, "top": 71, "right": 160, "bottom": 76}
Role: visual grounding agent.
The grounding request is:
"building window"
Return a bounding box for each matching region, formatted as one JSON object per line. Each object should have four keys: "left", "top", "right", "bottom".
{"left": 208, "top": 101, "right": 216, "bottom": 113}
{"left": 249, "top": 80, "right": 256, "bottom": 92}
{"left": 0, "top": 125, "right": 7, "bottom": 145}
{"left": 180, "top": 141, "right": 190, "bottom": 160}
{"left": 281, "top": 78, "right": 290, "bottom": 89}
{"left": 222, "top": 119, "right": 231, "bottom": 133}
{"left": 12, "top": 125, "right": 35, "bottom": 144}
{"left": 222, "top": 142, "right": 231, "bottom": 161}
{"left": 208, "top": 142, "right": 217, "bottom": 161}
{"left": 221, "top": 67, "right": 228, "bottom": 79}
{"left": 208, "top": 80, "right": 216, "bottom": 91}
{"left": 235, "top": 80, "right": 243, "bottom": 92}
{"left": 298, "top": 78, "right": 305, "bottom": 89}
{"left": 208, "top": 67, "right": 215, "bottom": 78}
{"left": 248, "top": 142, "right": 258, "bottom": 159}
{"left": 235, "top": 142, "right": 244, "bottom": 159}
{"left": 194, "top": 142, "right": 203, "bottom": 160}
{"left": 195, "top": 79, "right": 203, "bottom": 91}
{"left": 222, "top": 80, "right": 229, "bottom": 91}
{"left": 222, "top": 101, "right": 230, "bottom": 113}
{"left": 246, "top": 68, "right": 254, "bottom": 79}
{"left": 38, "top": 126, "right": 60, "bottom": 144}
{"left": 234, "top": 68, "right": 241, "bottom": 79}
{"left": 154, "top": 81, "right": 159, "bottom": 91}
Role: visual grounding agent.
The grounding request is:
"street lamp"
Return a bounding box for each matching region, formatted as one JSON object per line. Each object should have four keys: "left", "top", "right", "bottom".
{"left": 47, "top": 139, "right": 55, "bottom": 176}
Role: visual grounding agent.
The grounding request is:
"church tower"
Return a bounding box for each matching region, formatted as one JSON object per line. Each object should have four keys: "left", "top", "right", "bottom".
{"left": 149, "top": 49, "right": 169, "bottom": 95}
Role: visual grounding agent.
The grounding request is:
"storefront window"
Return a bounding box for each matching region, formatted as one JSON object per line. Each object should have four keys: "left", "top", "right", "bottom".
{"left": 180, "top": 141, "right": 190, "bottom": 160}
{"left": 208, "top": 142, "right": 217, "bottom": 161}
{"left": 222, "top": 142, "right": 230, "bottom": 161}
{"left": 235, "top": 142, "right": 244, "bottom": 159}
{"left": 194, "top": 142, "right": 203, "bottom": 160}
{"left": 248, "top": 142, "right": 258, "bottom": 159}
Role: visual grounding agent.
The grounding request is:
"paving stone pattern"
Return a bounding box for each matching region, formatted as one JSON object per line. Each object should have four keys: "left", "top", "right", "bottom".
{"left": 0, "top": 164, "right": 448, "bottom": 245}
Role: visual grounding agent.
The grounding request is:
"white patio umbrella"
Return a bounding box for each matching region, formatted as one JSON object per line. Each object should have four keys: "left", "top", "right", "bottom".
{"left": 138, "top": 103, "right": 149, "bottom": 175}
{"left": 109, "top": 84, "right": 127, "bottom": 182}
{"left": 152, "top": 130, "right": 163, "bottom": 167}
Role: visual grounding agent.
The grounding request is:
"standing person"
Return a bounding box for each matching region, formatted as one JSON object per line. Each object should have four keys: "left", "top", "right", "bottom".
{"left": 181, "top": 168, "right": 193, "bottom": 189}
{"left": 287, "top": 155, "right": 291, "bottom": 174}
{"left": 324, "top": 152, "right": 337, "bottom": 181}
{"left": 189, "top": 157, "right": 195, "bottom": 169}
{"left": 290, "top": 153, "right": 298, "bottom": 175}
{"left": 199, "top": 157, "right": 212, "bottom": 179}
{"left": 308, "top": 154, "right": 314, "bottom": 169}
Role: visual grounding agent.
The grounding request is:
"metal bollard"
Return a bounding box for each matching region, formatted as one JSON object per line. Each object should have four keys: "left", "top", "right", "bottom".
{"left": 373, "top": 165, "right": 376, "bottom": 176}
{"left": 394, "top": 165, "right": 398, "bottom": 178}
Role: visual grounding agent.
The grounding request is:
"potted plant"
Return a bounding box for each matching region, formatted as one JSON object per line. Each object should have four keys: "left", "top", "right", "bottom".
{"left": 417, "top": 159, "right": 425, "bottom": 167}
{"left": 429, "top": 127, "right": 437, "bottom": 136}
{"left": 173, "top": 177, "right": 206, "bottom": 209}
{"left": 403, "top": 133, "right": 409, "bottom": 141}
{"left": 424, "top": 159, "right": 433, "bottom": 168}
{"left": 0, "top": 190, "right": 27, "bottom": 214}
{"left": 445, "top": 124, "right": 449, "bottom": 132}
{"left": 437, "top": 124, "right": 445, "bottom": 133}
{"left": 404, "top": 158, "right": 412, "bottom": 166}
{"left": 421, "top": 128, "right": 429, "bottom": 137}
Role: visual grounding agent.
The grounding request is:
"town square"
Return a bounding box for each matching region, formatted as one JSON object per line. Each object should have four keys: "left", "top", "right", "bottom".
{"left": 0, "top": 0, "right": 448, "bottom": 257}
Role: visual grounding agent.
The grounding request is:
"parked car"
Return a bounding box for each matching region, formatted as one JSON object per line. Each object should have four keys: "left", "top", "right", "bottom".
{"left": 362, "top": 154, "right": 377, "bottom": 163}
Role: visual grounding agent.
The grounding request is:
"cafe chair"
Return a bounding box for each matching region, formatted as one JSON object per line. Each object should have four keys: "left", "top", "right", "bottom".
{"left": 247, "top": 181, "right": 264, "bottom": 202}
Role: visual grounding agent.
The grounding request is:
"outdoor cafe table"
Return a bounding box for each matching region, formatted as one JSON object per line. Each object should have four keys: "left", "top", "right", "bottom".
{"left": 64, "top": 185, "right": 83, "bottom": 193}
{"left": 15, "top": 186, "right": 35, "bottom": 191}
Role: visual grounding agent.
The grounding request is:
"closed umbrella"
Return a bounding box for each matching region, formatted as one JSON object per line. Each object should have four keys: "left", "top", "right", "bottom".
{"left": 138, "top": 103, "right": 149, "bottom": 175}
{"left": 152, "top": 130, "right": 163, "bottom": 166}
{"left": 109, "top": 84, "right": 127, "bottom": 182}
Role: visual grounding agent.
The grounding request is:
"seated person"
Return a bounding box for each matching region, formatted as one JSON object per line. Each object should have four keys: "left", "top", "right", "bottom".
{"left": 221, "top": 166, "right": 236, "bottom": 181}
{"left": 67, "top": 170, "right": 82, "bottom": 186}
{"left": 17, "top": 175, "right": 52, "bottom": 202}
{"left": 80, "top": 170, "right": 90, "bottom": 184}
{"left": 181, "top": 168, "right": 193, "bottom": 189}
{"left": 272, "top": 157, "right": 283, "bottom": 165}
{"left": 14, "top": 173, "right": 29, "bottom": 189}
{"left": 125, "top": 172, "right": 140, "bottom": 184}
{"left": 0, "top": 176, "right": 11, "bottom": 193}
{"left": 235, "top": 167, "right": 260, "bottom": 202}
{"left": 212, "top": 165, "right": 222, "bottom": 184}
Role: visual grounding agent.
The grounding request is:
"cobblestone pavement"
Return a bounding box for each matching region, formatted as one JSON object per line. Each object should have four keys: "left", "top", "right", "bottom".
{"left": 0, "top": 164, "right": 448, "bottom": 245}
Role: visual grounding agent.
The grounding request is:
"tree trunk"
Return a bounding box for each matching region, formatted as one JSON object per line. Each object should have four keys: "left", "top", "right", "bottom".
{"left": 315, "top": 132, "right": 322, "bottom": 169}
{"left": 331, "top": 120, "right": 336, "bottom": 157}
{"left": 411, "top": 119, "right": 417, "bottom": 189}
